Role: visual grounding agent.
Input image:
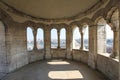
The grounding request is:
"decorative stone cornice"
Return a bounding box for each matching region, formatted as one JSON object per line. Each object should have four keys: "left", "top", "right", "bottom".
{"left": 0, "top": 0, "right": 119, "bottom": 31}
{"left": 69, "top": 18, "right": 93, "bottom": 28}
{"left": 92, "top": 0, "right": 119, "bottom": 23}
{"left": 106, "top": 7, "right": 118, "bottom": 23}
{"left": 0, "top": 0, "right": 108, "bottom": 23}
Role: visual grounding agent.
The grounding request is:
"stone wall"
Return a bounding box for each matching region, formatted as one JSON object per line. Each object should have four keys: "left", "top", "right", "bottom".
{"left": 97, "top": 54, "right": 119, "bottom": 80}
{"left": 51, "top": 49, "right": 66, "bottom": 59}
{"left": 5, "top": 22, "right": 28, "bottom": 72}
{"left": 72, "top": 50, "right": 88, "bottom": 64}
{"left": 0, "top": 21, "right": 7, "bottom": 73}
{"left": 27, "top": 49, "right": 44, "bottom": 63}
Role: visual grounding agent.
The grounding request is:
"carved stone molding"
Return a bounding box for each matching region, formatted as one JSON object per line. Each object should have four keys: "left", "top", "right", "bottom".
{"left": 92, "top": 0, "right": 120, "bottom": 23}
{"left": 0, "top": 0, "right": 108, "bottom": 22}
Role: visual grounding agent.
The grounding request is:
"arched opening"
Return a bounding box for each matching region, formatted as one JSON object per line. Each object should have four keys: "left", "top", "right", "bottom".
{"left": 97, "top": 18, "right": 113, "bottom": 54}
{"left": 73, "top": 26, "right": 81, "bottom": 49}
{"left": 60, "top": 28, "right": 66, "bottom": 48}
{"left": 106, "top": 24, "right": 113, "bottom": 54}
{"left": 83, "top": 25, "right": 89, "bottom": 50}
{"left": 27, "top": 27, "right": 34, "bottom": 51}
{"left": 51, "top": 29, "right": 58, "bottom": 48}
{"left": 36, "top": 28, "right": 44, "bottom": 49}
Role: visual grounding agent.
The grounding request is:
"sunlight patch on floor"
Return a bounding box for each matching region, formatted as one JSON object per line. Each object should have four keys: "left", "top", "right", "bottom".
{"left": 48, "top": 70, "right": 83, "bottom": 79}
{"left": 47, "top": 60, "right": 70, "bottom": 65}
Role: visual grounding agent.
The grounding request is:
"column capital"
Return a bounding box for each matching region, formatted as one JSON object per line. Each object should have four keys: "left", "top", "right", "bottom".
{"left": 112, "top": 27, "right": 119, "bottom": 32}
{"left": 57, "top": 30, "right": 60, "bottom": 34}
{"left": 79, "top": 26, "right": 82, "bottom": 32}
{"left": 33, "top": 30, "right": 37, "bottom": 35}
{"left": 79, "top": 29, "right": 84, "bottom": 35}
{"left": 109, "top": 23, "right": 119, "bottom": 32}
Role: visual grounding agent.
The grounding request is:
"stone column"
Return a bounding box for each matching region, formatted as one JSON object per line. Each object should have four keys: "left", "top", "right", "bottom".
{"left": 57, "top": 30, "right": 60, "bottom": 48}
{"left": 110, "top": 28, "right": 119, "bottom": 58}
{"left": 66, "top": 27, "right": 73, "bottom": 59}
{"left": 45, "top": 26, "right": 51, "bottom": 59}
{"left": 119, "top": 6, "right": 120, "bottom": 80}
{"left": 88, "top": 25, "right": 97, "bottom": 69}
{"left": 33, "top": 28, "right": 37, "bottom": 50}
{"left": 79, "top": 27, "right": 84, "bottom": 50}
{"left": 110, "top": 8, "right": 119, "bottom": 59}
{"left": 80, "top": 32, "right": 84, "bottom": 50}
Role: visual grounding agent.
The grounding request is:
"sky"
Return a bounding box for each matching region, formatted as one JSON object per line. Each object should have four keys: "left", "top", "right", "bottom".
{"left": 73, "top": 27, "right": 81, "bottom": 39}
{"left": 27, "top": 27, "right": 34, "bottom": 41}
{"left": 73, "top": 25, "right": 113, "bottom": 39}
{"left": 37, "top": 28, "right": 44, "bottom": 40}
{"left": 51, "top": 29, "right": 57, "bottom": 40}
{"left": 106, "top": 24, "right": 113, "bottom": 39}
{"left": 27, "top": 25, "right": 113, "bottom": 41}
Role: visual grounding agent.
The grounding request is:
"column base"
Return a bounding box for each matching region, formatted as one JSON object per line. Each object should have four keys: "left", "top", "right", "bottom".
{"left": 110, "top": 52, "right": 117, "bottom": 58}
{"left": 33, "top": 47, "right": 37, "bottom": 50}
{"left": 66, "top": 50, "right": 72, "bottom": 60}
{"left": 57, "top": 46, "right": 60, "bottom": 49}
{"left": 88, "top": 52, "right": 97, "bottom": 69}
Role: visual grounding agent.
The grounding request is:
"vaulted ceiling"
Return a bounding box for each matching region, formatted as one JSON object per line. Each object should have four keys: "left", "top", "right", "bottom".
{"left": 1, "top": 0, "right": 104, "bottom": 19}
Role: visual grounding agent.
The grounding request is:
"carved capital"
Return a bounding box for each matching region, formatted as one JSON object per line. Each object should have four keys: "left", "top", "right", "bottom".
{"left": 112, "top": 26, "right": 119, "bottom": 32}
{"left": 79, "top": 26, "right": 83, "bottom": 32}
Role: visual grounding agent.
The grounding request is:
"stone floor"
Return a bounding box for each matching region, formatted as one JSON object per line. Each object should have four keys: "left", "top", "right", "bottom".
{"left": 1, "top": 59, "right": 109, "bottom": 80}
{"left": 0, "top": 73, "right": 6, "bottom": 80}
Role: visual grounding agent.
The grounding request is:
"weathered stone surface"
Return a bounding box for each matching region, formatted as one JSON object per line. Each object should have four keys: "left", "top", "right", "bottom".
{"left": 72, "top": 50, "right": 88, "bottom": 64}
{"left": 0, "top": 0, "right": 119, "bottom": 80}
{"left": 97, "top": 54, "right": 119, "bottom": 80}
{"left": 27, "top": 50, "right": 44, "bottom": 63}
{"left": 51, "top": 49, "right": 66, "bottom": 59}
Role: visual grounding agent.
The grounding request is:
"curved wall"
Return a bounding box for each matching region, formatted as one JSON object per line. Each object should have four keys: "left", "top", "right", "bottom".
{"left": 72, "top": 50, "right": 88, "bottom": 64}
{"left": 0, "top": 0, "right": 119, "bottom": 80}
{"left": 97, "top": 54, "right": 119, "bottom": 80}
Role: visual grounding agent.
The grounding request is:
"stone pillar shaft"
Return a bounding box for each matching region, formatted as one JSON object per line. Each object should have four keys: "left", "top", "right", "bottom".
{"left": 45, "top": 26, "right": 51, "bottom": 59}
{"left": 80, "top": 32, "right": 83, "bottom": 50}
{"left": 88, "top": 25, "right": 97, "bottom": 69}
{"left": 119, "top": 6, "right": 120, "bottom": 80}
{"left": 110, "top": 27, "right": 119, "bottom": 58}
{"left": 33, "top": 29, "right": 37, "bottom": 50}
{"left": 57, "top": 30, "right": 60, "bottom": 48}
{"left": 79, "top": 27, "right": 84, "bottom": 50}
{"left": 66, "top": 27, "right": 72, "bottom": 59}
{"left": 113, "top": 31, "right": 118, "bottom": 57}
